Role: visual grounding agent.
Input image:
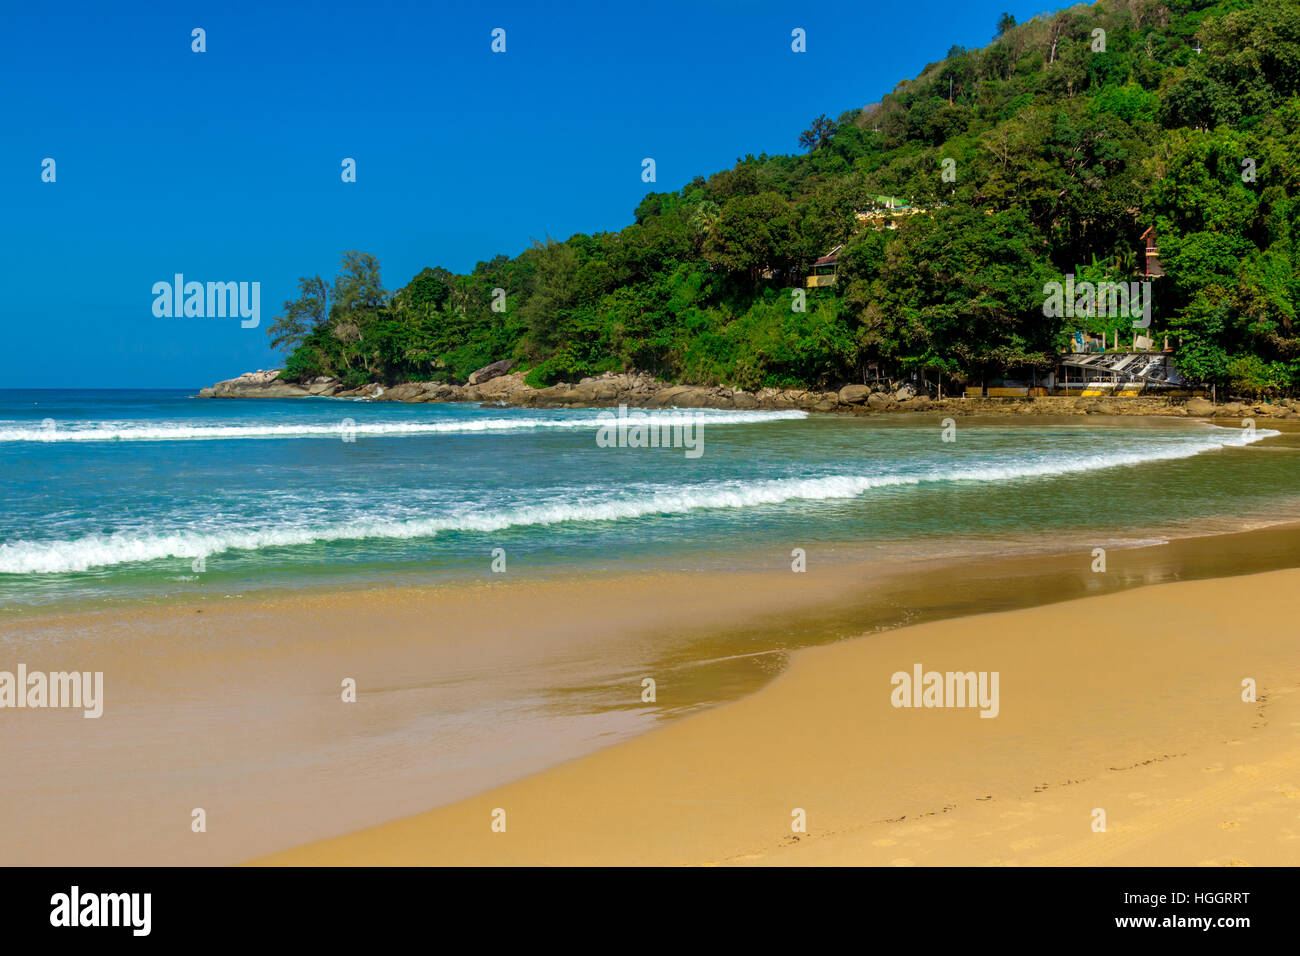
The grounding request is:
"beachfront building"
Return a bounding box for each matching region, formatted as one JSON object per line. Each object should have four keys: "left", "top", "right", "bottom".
{"left": 855, "top": 195, "right": 924, "bottom": 230}
{"left": 805, "top": 245, "right": 842, "bottom": 288}
{"left": 801, "top": 196, "right": 927, "bottom": 287}
{"left": 1140, "top": 226, "right": 1165, "bottom": 278}
{"left": 1054, "top": 331, "right": 1188, "bottom": 395}
{"left": 1049, "top": 225, "right": 1176, "bottom": 393}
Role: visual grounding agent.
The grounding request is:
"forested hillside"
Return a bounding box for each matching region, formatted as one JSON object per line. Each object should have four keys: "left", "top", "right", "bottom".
{"left": 269, "top": 0, "right": 1300, "bottom": 397}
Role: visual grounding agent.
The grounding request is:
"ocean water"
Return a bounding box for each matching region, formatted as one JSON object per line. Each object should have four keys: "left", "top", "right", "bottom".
{"left": 1, "top": 389, "right": 1295, "bottom": 611}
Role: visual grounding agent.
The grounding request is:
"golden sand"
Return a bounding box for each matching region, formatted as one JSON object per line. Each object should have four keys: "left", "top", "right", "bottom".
{"left": 258, "top": 568, "right": 1300, "bottom": 866}
{"left": 3, "top": 525, "right": 1299, "bottom": 865}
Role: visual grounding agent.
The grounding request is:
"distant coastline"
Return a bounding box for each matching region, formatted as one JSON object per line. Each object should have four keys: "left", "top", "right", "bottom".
{"left": 198, "top": 367, "right": 1300, "bottom": 420}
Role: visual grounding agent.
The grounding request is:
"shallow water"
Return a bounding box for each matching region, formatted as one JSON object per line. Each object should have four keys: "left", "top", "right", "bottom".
{"left": 1, "top": 388, "right": 1296, "bottom": 611}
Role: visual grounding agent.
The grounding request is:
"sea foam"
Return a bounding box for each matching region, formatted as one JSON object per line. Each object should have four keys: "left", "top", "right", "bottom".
{"left": 0, "top": 410, "right": 807, "bottom": 443}
{"left": 0, "top": 425, "right": 1275, "bottom": 575}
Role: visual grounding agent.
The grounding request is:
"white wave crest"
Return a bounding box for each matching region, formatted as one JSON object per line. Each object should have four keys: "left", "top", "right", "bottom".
{"left": 0, "top": 409, "right": 807, "bottom": 442}
{"left": 0, "top": 425, "right": 1274, "bottom": 574}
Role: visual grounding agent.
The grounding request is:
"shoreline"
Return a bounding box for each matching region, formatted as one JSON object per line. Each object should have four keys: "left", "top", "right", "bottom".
{"left": 4, "top": 502, "right": 1299, "bottom": 624}
{"left": 256, "top": 564, "right": 1300, "bottom": 866}
{"left": 7, "top": 410, "right": 1296, "bottom": 621}
{"left": 197, "top": 369, "right": 1300, "bottom": 420}
{"left": 2, "top": 520, "right": 1298, "bottom": 865}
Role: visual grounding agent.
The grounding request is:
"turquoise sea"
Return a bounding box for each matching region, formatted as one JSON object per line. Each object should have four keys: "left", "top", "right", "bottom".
{"left": 1, "top": 389, "right": 1296, "bottom": 611}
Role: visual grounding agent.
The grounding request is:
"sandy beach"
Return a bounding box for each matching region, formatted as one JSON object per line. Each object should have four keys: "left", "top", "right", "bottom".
{"left": 258, "top": 566, "right": 1300, "bottom": 866}
{"left": 10, "top": 0, "right": 1300, "bottom": 897}
{"left": 3, "top": 520, "right": 1298, "bottom": 866}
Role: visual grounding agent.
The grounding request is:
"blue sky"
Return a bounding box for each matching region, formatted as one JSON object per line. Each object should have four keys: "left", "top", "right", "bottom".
{"left": 2, "top": 0, "right": 1066, "bottom": 388}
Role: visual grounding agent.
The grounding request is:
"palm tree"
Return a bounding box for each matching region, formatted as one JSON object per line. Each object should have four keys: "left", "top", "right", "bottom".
{"left": 690, "top": 200, "right": 721, "bottom": 238}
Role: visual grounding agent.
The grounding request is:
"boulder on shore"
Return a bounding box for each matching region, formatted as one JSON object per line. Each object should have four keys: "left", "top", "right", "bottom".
{"left": 838, "top": 384, "right": 872, "bottom": 405}
{"left": 307, "top": 376, "right": 341, "bottom": 396}
{"left": 646, "top": 385, "right": 713, "bottom": 408}
{"left": 198, "top": 369, "right": 310, "bottom": 399}
{"left": 466, "top": 359, "right": 516, "bottom": 386}
{"left": 374, "top": 382, "right": 433, "bottom": 402}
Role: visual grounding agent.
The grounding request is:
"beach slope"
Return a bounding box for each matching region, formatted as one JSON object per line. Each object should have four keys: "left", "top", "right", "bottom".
{"left": 257, "top": 569, "right": 1300, "bottom": 866}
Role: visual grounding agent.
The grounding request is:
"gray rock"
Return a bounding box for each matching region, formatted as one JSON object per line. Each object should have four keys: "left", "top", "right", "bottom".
{"left": 200, "top": 369, "right": 311, "bottom": 399}
{"left": 566, "top": 380, "right": 622, "bottom": 403}
{"left": 648, "top": 385, "right": 711, "bottom": 408}
{"left": 466, "top": 359, "right": 516, "bottom": 386}
{"left": 374, "top": 382, "right": 432, "bottom": 402}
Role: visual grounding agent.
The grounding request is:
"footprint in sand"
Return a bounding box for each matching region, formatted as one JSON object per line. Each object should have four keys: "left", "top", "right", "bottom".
{"left": 1219, "top": 821, "right": 1241, "bottom": 830}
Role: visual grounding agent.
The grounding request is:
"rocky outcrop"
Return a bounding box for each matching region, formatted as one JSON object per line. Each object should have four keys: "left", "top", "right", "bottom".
{"left": 197, "top": 368, "right": 1299, "bottom": 420}
{"left": 372, "top": 382, "right": 432, "bottom": 402}
{"left": 466, "top": 359, "right": 516, "bottom": 386}
{"left": 198, "top": 369, "right": 318, "bottom": 399}
{"left": 334, "top": 382, "right": 384, "bottom": 399}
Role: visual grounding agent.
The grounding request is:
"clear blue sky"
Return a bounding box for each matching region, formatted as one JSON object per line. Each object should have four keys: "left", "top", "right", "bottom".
{"left": 2, "top": 0, "right": 1064, "bottom": 388}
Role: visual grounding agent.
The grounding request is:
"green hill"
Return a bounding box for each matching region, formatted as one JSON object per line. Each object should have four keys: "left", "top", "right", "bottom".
{"left": 270, "top": 0, "right": 1300, "bottom": 398}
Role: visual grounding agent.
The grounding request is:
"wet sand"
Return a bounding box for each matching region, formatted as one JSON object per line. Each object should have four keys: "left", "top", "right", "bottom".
{"left": 1, "top": 523, "right": 1298, "bottom": 865}
{"left": 261, "top": 566, "right": 1300, "bottom": 866}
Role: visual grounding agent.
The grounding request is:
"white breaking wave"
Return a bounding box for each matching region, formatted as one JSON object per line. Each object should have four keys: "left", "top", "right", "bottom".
{"left": 0, "top": 425, "right": 1275, "bottom": 575}
{"left": 0, "top": 409, "right": 806, "bottom": 442}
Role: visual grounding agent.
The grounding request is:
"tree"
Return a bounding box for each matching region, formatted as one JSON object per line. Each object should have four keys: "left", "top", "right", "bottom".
{"left": 689, "top": 200, "right": 721, "bottom": 241}
{"left": 798, "top": 115, "right": 838, "bottom": 152}
{"left": 519, "top": 238, "right": 580, "bottom": 353}
{"left": 867, "top": 206, "right": 1058, "bottom": 382}
{"left": 326, "top": 251, "right": 387, "bottom": 376}
{"left": 703, "top": 192, "right": 796, "bottom": 285}
{"left": 996, "top": 12, "right": 1016, "bottom": 38}
{"left": 405, "top": 267, "right": 453, "bottom": 311}
{"left": 267, "top": 275, "right": 328, "bottom": 356}
{"left": 331, "top": 250, "right": 386, "bottom": 318}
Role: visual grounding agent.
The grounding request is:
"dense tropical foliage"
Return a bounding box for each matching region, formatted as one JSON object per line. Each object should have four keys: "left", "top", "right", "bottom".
{"left": 270, "top": 0, "right": 1300, "bottom": 396}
